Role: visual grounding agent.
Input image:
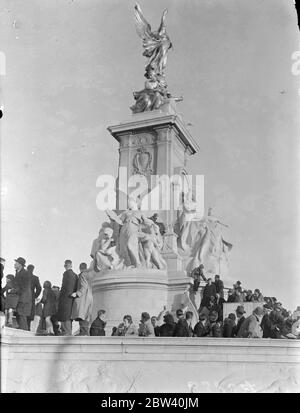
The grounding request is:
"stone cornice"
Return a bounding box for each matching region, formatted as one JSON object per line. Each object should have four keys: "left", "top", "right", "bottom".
{"left": 107, "top": 113, "right": 199, "bottom": 155}
{"left": 2, "top": 333, "right": 300, "bottom": 364}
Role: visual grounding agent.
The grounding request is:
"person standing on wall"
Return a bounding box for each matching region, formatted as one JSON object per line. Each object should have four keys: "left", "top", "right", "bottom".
{"left": 70, "top": 262, "right": 93, "bottom": 336}
{"left": 57, "top": 259, "right": 78, "bottom": 336}
{"left": 14, "top": 257, "right": 32, "bottom": 330}
{"left": 26, "top": 264, "right": 42, "bottom": 331}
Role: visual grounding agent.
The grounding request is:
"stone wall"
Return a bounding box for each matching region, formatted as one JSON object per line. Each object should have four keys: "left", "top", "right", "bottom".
{"left": 1, "top": 327, "right": 300, "bottom": 393}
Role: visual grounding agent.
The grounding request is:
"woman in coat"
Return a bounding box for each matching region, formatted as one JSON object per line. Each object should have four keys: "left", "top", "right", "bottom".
{"left": 70, "top": 264, "right": 93, "bottom": 336}
{"left": 123, "top": 314, "right": 138, "bottom": 336}
{"left": 3, "top": 274, "right": 19, "bottom": 327}
{"left": 41, "top": 281, "right": 57, "bottom": 335}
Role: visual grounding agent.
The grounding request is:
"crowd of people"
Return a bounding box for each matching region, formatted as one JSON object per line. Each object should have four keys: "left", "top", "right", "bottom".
{"left": 1, "top": 257, "right": 300, "bottom": 339}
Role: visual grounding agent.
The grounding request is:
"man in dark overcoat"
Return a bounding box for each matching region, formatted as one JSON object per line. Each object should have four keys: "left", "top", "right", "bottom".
{"left": 233, "top": 305, "right": 246, "bottom": 337}
{"left": 200, "top": 278, "right": 217, "bottom": 310}
{"left": 173, "top": 309, "right": 192, "bottom": 337}
{"left": 57, "top": 259, "right": 78, "bottom": 335}
{"left": 1, "top": 257, "right": 6, "bottom": 312}
{"left": 14, "top": 257, "right": 32, "bottom": 330}
{"left": 26, "top": 264, "right": 42, "bottom": 331}
{"left": 213, "top": 274, "right": 224, "bottom": 298}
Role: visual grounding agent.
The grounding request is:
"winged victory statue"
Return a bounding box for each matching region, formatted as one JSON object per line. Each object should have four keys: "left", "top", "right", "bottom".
{"left": 131, "top": 4, "right": 173, "bottom": 113}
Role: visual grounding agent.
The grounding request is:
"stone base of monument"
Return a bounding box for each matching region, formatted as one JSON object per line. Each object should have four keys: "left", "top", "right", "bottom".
{"left": 1, "top": 327, "right": 300, "bottom": 393}
{"left": 92, "top": 269, "right": 195, "bottom": 330}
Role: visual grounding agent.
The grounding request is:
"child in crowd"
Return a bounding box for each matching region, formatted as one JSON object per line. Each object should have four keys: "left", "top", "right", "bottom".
{"left": 41, "top": 281, "right": 57, "bottom": 335}
{"left": 90, "top": 309, "right": 106, "bottom": 336}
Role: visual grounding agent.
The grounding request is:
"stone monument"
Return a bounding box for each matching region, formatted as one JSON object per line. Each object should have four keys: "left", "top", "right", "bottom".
{"left": 90, "top": 4, "right": 230, "bottom": 329}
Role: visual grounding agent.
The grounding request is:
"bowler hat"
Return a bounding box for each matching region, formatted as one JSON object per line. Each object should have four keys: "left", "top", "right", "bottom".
{"left": 15, "top": 257, "right": 26, "bottom": 267}
{"left": 236, "top": 305, "right": 246, "bottom": 314}
{"left": 253, "top": 307, "right": 264, "bottom": 316}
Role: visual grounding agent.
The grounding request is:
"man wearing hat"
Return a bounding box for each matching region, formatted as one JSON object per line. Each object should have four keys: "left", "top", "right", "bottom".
{"left": 233, "top": 305, "right": 246, "bottom": 337}
{"left": 237, "top": 306, "right": 264, "bottom": 338}
{"left": 200, "top": 278, "right": 217, "bottom": 310}
{"left": 26, "top": 264, "right": 42, "bottom": 331}
{"left": 261, "top": 304, "right": 273, "bottom": 338}
{"left": 14, "top": 257, "right": 32, "bottom": 330}
{"left": 57, "top": 260, "right": 78, "bottom": 336}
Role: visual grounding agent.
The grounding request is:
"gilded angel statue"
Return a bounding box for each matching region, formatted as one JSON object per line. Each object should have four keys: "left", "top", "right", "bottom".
{"left": 134, "top": 3, "right": 172, "bottom": 78}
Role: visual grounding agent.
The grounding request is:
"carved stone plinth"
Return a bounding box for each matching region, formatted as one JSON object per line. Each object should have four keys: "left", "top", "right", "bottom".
{"left": 92, "top": 269, "right": 168, "bottom": 329}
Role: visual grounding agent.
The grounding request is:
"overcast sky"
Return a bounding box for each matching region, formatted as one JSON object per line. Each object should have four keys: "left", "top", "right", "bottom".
{"left": 1, "top": 0, "right": 299, "bottom": 310}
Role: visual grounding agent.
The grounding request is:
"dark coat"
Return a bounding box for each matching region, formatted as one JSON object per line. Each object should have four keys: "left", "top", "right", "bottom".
{"left": 227, "top": 294, "right": 236, "bottom": 303}
{"left": 193, "top": 320, "right": 210, "bottom": 337}
{"left": 261, "top": 313, "right": 272, "bottom": 338}
{"left": 208, "top": 321, "right": 222, "bottom": 337}
{"left": 41, "top": 288, "right": 57, "bottom": 318}
{"left": 57, "top": 269, "right": 78, "bottom": 322}
{"left": 159, "top": 323, "right": 176, "bottom": 337}
{"left": 0, "top": 263, "right": 4, "bottom": 312}
{"left": 173, "top": 319, "right": 193, "bottom": 337}
{"left": 90, "top": 317, "right": 106, "bottom": 336}
{"left": 268, "top": 311, "right": 285, "bottom": 339}
{"left": 214, "top": 279, "right": 224, "bottom": 295}
{"left": 213, "top": 297, "right": 226, "bottom": 321}
{"left": 233, "top": 315, "right": 245, "bottom": 336}
{"left": 28, "top": 274, "right": 42, "bottom": 320}
{"left": 223, "top": 318, "right": 236, "bottom": 337}
{"left": 200, "top": 283, "right": 217, "bottom": 308}
{"left": 3, "top": 280, "right": 19, "bottom": 310}
{"left": 15, "top": 268, "right": 32, "bottom": 316}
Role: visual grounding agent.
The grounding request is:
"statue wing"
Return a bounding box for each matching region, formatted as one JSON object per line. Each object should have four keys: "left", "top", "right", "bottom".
{"left": 105, "top": 209, "right": 123, "bottom": 226}
{"left": 134, "top": 4, "right": 155, "bottom": 42}
{"left": 157, "top": 9, "right": 168, "bottom": 34}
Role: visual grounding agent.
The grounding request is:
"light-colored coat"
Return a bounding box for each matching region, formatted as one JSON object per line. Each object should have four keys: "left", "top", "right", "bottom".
{"left": 71, "top": 272, "right": 93, "bottom": 322}
{"left": 138, "top": 319, "right": 155, "bottom": 337}
{"left": 237, "top": 314, "right": 263, "bottom": 338}
{"left": 125, "top": 323, "right": 139, "bottom": 336}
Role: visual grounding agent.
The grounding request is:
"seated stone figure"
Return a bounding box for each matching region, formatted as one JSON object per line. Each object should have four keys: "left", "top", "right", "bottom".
{"left": 90, "top": 227, "right": 121, "bottom": 271}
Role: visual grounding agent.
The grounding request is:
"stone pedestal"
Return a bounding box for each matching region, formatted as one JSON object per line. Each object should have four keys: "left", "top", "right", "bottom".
{"left": 98, "top": 101, "right": 199, "bottom": 324}
{"left": 92, "top": 269, "right": 169, "bottom": 329}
